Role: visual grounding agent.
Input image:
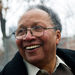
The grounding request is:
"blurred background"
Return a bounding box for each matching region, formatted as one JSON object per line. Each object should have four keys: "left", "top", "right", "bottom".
{"left": 0, "top": 0, "right": 75, "bottom": 71}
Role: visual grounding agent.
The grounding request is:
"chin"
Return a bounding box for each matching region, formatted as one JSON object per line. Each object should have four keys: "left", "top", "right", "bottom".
{"left": 26, "top": 56, "right": 43, "bottom": 64}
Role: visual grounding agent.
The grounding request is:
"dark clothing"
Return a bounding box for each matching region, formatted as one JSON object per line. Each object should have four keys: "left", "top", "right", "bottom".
{"left": 0, "top": 48, "right": 75, "bottom": 75}
{"left": 52, "top": 63, "right": 73, "bottom": 75}
{"left": 37, "top": 64, "right": 73, "bottom": 75}
{"left": 57, "top": 48, "right": 75, "bottom": 74}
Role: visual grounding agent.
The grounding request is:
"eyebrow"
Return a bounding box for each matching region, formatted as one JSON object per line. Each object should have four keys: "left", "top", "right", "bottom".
{"left": 18, "top": 21, "right": 47, "bottom": 28}
{"left": 18, "top": 24, "right": 26, "bottom": 28}
{"left": 18, "top": 22, "right": 39, "bottom": 27}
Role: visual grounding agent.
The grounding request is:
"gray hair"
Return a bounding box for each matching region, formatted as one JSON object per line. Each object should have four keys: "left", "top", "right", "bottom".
{"left": 27, "top": 5, "right": 62, "bottom": 32}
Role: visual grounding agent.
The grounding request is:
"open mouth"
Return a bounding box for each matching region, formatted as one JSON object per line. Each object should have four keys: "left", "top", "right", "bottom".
{"left": 24, "top": 45, "right": 41, "bottom": 50}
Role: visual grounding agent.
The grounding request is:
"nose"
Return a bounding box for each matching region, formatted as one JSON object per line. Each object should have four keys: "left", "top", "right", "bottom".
{"left": 22, "top": 30, "right": 35, "bottom": 41}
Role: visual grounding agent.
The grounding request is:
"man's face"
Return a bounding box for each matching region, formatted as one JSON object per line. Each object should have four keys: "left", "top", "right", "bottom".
{"left": 16, "top": 9, "right": 61, "bottom": 66}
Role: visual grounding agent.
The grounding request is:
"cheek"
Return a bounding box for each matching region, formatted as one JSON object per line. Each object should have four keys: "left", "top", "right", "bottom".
{"left": 16, "top": 39, "right": 26, "bottom": 58}
{"left": 16, "top": 39, "right": 23, "bottom": 48}
{"left": 42, "top": 35, "right": 56, "bottom": 61}
{"left": 40, "top": 34, "right": 50, "bottom": 55}
{"left": 41, "top": 31, "right": 56, "bottom": 52}
{"left": 41, "top": 31, "right": 53, "bottom": 46}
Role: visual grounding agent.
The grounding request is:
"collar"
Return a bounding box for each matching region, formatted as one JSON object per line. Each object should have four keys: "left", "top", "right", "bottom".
{"left": 23, "top": 55, "right": 68, "bottom": 75}
{"left": 53, "top": 55, "right": 68, "bottom": 72}
{"left": 23, "top": 60, "right": 39, "bottom": 75}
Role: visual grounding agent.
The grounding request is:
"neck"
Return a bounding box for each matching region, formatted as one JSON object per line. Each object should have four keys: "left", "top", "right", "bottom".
{"left": 34, "top": 55, "right": 56, "bottom": 74}
{"left": 43, "top": 57, "right": 56, "bottom": 74}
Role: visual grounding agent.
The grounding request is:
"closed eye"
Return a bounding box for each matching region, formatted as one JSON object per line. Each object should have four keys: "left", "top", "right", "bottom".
{"left": 32, "top": 25, "right": 44, "bottom": 32}
{"left": 16, "top": 28, "right": 27, "bottom": 36}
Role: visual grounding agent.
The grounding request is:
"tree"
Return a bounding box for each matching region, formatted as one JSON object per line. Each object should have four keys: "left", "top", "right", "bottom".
{"left": 0, "top": 0, "right": 6, "bottom": 38}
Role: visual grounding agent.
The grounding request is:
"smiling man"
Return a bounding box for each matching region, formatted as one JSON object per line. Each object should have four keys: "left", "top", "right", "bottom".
{"left": 0, "top": 5, "right": 75, "bottom": 75}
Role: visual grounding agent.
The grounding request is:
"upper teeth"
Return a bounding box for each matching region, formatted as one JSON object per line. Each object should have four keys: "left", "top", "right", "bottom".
{"left": 26, "top": 45, "right": 40, "bottom": 50}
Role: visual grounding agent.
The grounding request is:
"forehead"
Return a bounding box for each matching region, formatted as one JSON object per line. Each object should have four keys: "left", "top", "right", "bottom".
{"left": 18, "top": 9, "right": 53, "bottom": 27}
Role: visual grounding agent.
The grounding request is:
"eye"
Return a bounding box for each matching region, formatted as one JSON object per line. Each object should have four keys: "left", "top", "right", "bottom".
{"left": 32, "top": 25, "right": 44, "bottom": 32}
{"left": 16, "top": 28, "right": 27, "bottom": 36}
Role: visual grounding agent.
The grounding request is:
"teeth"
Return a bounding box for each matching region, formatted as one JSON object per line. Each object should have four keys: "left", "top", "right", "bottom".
{"left": 26, "top": 45, "right": 40, "bottom": 50}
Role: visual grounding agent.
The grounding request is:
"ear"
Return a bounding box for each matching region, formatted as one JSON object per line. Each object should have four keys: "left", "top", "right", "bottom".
{"left": 56, "top": 30, "right": 61, "bottom": 45}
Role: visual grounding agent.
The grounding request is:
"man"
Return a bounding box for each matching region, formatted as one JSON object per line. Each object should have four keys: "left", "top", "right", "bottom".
{"left": 0, "top": 5, "right": 75, "bottom": 75}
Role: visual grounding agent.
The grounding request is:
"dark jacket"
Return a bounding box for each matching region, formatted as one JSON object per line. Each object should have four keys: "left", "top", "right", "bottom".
{"left": 0, "top": 48, "right": 75, "bottom": 75}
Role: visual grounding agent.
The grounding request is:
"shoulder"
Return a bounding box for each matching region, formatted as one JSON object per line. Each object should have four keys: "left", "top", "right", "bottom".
{"left": 56, "top": 48, "right": 75, "bottom": 64}
{"left": 0, "top": 52, "right": 28, "bottom": 75}
{"left": 57, "top": 48, "right": 75, "bottom": 57}
{"left": 57, "top": 48, "right": 75, "bottom": 75}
